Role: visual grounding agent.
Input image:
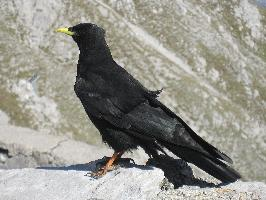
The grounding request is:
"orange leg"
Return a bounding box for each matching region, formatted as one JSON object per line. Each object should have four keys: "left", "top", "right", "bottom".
{"left": 91, "top": 151, "right": 124, "bottom": 177}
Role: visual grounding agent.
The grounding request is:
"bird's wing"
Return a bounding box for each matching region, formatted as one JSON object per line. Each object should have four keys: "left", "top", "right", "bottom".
{"left": 74, "top": 67, "right": 150, "bottom": 128}
{"left": 123, "top": 101, "right": 209, "bottom": 153}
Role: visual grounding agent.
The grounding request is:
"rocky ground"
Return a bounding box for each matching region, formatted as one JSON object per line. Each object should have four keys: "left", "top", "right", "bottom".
{"left": 1, "top": 110, "right": 266, "bottom": 200}
{"left": 1, "top": 159, "right": 266, "bottom": 200}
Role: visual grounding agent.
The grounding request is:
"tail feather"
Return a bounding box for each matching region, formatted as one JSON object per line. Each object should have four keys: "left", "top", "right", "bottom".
{"left": 161, "top": 141, "right": 241, "bottom": 183}
{"left": 174, "top": 115, "right": 233, "bottom": 164}
{"left": 148, "top": 98, "right": 233, "bottom": 163}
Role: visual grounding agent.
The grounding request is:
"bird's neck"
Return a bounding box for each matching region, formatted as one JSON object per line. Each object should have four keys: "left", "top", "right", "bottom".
{"left": 77, "top": 46, "right": 113, "bottom": 77}
{"left": 79, "top": 48, "right": 112, "bottom": 63}
{"left": 77, "top": 36, "right": 113, "bottom": 63}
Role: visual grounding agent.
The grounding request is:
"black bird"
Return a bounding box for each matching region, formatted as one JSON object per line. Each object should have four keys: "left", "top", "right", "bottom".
{"left": 56, "top": 23, "right": 241, "bottom": 183}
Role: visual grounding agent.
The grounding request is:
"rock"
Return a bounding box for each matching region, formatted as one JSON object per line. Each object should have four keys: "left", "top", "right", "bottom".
{"left": 0, "top": 160, "right": 164, "bottom": 200}
{"left": 0, "top": 159, "right": 266, "bottom": 200}
{"left": 156, "top": 181, "right": 266, "bottom": 200}
{"left": 0, "top": 110, "right": 9, "bottom": 125}
{"left": 0, "top": 124, "right": 112, "bottom": 168}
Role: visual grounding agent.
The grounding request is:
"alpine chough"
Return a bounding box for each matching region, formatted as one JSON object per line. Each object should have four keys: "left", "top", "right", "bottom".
{"left": 56, "top": 23, "right": 241, "bottom": 183}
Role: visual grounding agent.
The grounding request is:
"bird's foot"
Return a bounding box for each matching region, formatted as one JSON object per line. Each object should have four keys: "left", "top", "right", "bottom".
{"left": 88, "top": 165, "right": 116, "bottom": 178}
{"left": 85, "top": 151, "right": 125, "bottom": 178}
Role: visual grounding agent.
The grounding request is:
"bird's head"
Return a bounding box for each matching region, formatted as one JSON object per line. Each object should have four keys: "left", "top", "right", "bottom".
{"left": 56, "top": 23, "right": 107, "bottom": 53}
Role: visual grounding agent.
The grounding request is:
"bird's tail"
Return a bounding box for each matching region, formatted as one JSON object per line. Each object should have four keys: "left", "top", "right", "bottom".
{"left": 160, "top": 141, "right": 241, "bottom": 183}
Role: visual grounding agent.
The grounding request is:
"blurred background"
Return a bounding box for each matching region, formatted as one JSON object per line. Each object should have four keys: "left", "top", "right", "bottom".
{"left": 0, "top": 0, "right": 265, "bottom": 182}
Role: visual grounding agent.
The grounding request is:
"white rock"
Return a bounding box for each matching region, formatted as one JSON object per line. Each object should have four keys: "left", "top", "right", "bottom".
{"left": 156, "top": 181, "right": 266, "bottom": 200}
{"left": 0, "top": 110, "right": 9, "bottom": 125}
{"left": 0, "top": 163, "right": 164, "bottom": 200}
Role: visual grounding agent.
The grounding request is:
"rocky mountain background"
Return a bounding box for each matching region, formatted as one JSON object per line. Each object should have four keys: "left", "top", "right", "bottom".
{"left": 0, "top": 0, "right": 265, "bottom": 182}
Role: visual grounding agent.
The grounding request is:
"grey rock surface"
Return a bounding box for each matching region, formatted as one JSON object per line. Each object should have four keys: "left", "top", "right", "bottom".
{"left": 0, "top": 162, "right": 164, "bottom": 200}
{"left": 0, "top": 161, "right": 266, "bottom": 200}
{"left": 156, "top": 181, "right": 266, "bottom": 200}
{"left": 0, "top": 124, "right": 111, "bottom": 168}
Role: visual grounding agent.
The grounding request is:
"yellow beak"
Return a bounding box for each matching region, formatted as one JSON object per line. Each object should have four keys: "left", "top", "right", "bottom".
{"left": 55, "top": 27, "right": 75, "bottom": 36}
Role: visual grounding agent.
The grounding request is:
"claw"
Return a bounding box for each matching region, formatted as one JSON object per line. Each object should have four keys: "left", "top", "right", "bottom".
{"left": 90, "top": 168, "right": 108, "bottom": 178}
{"left": 92, "top": 164, "right": 117, "bottom": 178}
{"left": 86, "top": 151, "right": 124, "bottom": 178}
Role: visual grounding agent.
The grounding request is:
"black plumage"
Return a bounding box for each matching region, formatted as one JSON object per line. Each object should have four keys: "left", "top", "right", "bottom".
{"left": 56, "top": 23, "right": 241, "bottom": 183}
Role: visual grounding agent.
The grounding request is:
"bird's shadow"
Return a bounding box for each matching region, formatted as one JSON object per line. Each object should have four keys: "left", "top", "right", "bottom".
{"left": 38, "top": 155, "right": 223, "bottom": 189}
{"left": 146, "top": 155, "right": 220, "bottom": 189}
